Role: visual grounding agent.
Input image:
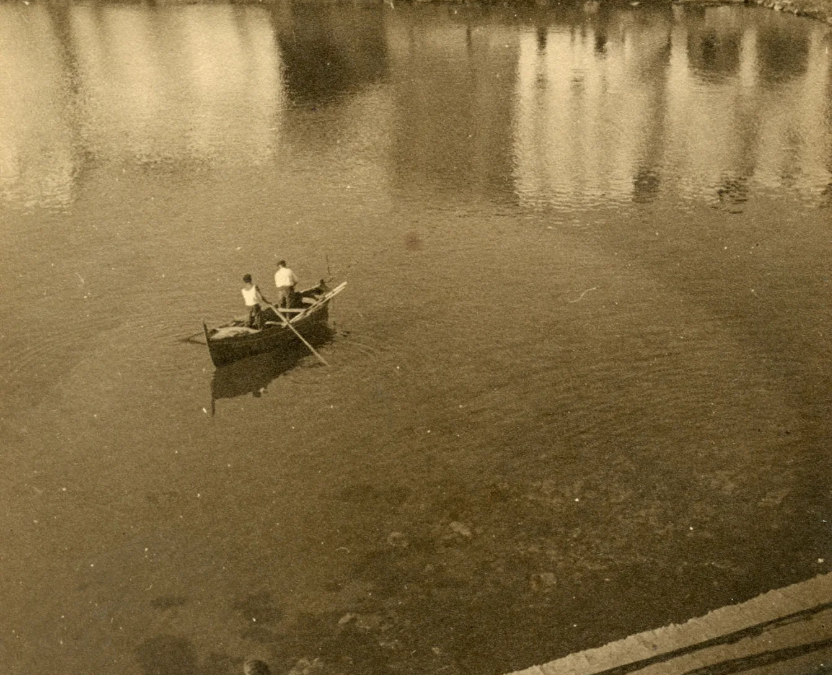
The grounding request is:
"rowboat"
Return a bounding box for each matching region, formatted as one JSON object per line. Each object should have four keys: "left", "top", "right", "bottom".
{"left": 203, "top": 281, "right": 346, "bottom": 367}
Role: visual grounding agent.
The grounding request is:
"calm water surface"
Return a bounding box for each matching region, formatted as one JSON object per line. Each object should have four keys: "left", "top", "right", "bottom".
{"left": 1, "top": 2, "right": 831, "bottom": 674}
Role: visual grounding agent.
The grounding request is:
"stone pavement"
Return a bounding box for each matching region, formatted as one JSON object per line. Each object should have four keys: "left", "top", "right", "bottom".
{"left": 508, "top": 573, "right": 832, "bottom": 675}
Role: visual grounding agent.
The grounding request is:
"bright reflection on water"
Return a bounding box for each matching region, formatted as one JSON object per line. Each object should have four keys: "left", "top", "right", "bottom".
{"left": 0, "top": 3, "right": 283, "bottom": 208}
{"left": 1, "top": 4, "right": 830, "bottom": 208}
{"left": 513, "top": 6, "right": 832, "bottom": 206}
{"left": 0, "top": 2, "right": 831, "bottom": 674}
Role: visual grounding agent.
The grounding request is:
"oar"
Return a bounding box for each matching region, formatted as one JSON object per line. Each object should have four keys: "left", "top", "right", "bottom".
{"left": 177, "top": 330, "right": 207, "bottom": 344}
{"left": 263, "top": 301, "right": 330, "bottom": 366}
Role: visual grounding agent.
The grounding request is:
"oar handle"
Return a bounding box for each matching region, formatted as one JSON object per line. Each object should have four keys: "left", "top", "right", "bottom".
{"left": 264, "top": 301, "right": 329, "bottom": 366}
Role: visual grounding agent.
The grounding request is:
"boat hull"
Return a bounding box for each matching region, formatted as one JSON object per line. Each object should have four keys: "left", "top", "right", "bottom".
{"left": 204, "top": 282, "right": 345, "bottom": 368}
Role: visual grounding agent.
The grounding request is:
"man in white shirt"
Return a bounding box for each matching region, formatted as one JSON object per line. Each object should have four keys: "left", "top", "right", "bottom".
{"left": 241, "top": 274, "right": 267, "bottom": 329}
{"left": 274, "top": 260, "right": 299, "bottom": 308}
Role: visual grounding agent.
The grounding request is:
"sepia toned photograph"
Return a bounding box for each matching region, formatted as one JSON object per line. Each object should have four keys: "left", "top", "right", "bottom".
{"left": 1, "top": 0, "right": 830, "bottom": 673}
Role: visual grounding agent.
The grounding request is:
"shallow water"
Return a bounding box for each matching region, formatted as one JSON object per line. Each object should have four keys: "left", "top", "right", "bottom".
{"left": 0, "top": 2, "right": 831, "bottom": 674}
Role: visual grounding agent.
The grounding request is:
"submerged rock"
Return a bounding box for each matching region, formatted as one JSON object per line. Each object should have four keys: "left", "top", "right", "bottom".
{"left": 387, "top": 531, "right": 409, "bottom": 548}
{"left": 449, "top": 521, "right": 473, "bottom": 538}
{"left": 530, "top": 572, "right": 557, "bottom": 591}
{"left": 244, "top": 660, "right": 271, "bottom": 675}
{"left": 337, "top": 612, "right": 384, "bottom": 632}
{"left": 287, "top": 658, "right": 325, "bottom": 675}
{"left": 338, "top": 613, "right": 357, "bottom": 626}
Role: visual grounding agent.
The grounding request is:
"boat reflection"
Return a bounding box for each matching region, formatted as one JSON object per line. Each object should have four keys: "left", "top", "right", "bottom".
{"left": 209, "top": 325, "right": 334, "bottom": 415}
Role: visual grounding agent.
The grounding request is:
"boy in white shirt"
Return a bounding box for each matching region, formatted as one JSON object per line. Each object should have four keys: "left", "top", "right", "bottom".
{"left": 241, "top": 274, "right": 267, "bottom": 329}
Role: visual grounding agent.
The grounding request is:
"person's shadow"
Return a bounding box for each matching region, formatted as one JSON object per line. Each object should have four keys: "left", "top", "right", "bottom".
{"left": 209, "top": 325, "right": 335, "bottom": 415}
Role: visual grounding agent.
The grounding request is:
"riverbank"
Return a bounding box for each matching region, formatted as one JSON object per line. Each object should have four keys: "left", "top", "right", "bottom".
{"left": 755, "top": 0, "right": 832, "bottom": 23}
{"left": 428, "top": 0, "right": 832, "bottom": 25}
{"left": 109, "top": 0, "right": 832, "bottom": 24}
{"left": 691, "top": 0, "right": 832, "bottom": 24}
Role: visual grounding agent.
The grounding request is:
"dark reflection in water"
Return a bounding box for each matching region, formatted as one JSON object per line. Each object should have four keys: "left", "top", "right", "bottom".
{"left": 687, "top": 27, "right": 740, "bottom": 80}
{"left": 757, "top": 24, "right": 809, "bottom": 83}
{"left": 210, "top": 326, "right": 335, "bottom": 415}
{"left": 536, "top": 25, "right": 547, "bottom": 52}
{"left": 716, "top": 174, "right": 750, "bottom": 207}
{"left": 595, "top": 30, "right": 608, "bottom": 55}
{"left": 272, "top": 2, "right": 388, "bottom": 105}
{"left": 632, "top": 167, "right": 661, "bottom": 203}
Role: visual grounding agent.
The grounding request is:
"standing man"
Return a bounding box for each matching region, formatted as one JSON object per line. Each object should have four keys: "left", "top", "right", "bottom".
{"left": 274, "top": 260, "right": 298, "bottom": 308}
{"left": 241, "top": 274, "right": 267, "bottom": 329}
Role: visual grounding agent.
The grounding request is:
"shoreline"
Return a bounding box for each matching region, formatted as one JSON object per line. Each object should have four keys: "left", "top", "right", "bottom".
{"left": 687, "top": 0, "right": 832, "bottom": 24}
{"left": 110, "top": 0, "right": 832, "bottom": 25}
{"left": 384, "top": 0, "right": 832, "bottom": 24}
{"left": 752, "top": 0, "right": 832, "bottom": 23}
{"left": 419, "top": 0, "right": 832, "bottom": 25}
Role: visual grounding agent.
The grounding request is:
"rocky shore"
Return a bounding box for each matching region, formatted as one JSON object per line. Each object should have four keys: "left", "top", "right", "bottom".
{"left": 675, "top": 0, "right": 832, "bottom": 23}
{"left": 751, "top": 0, "right": 832, "bottom": 22}
{"left": 444, "top": 0, "right": 832, "bottom": 24}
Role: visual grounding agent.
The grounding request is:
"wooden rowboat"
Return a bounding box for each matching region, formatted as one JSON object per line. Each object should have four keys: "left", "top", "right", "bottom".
{"left": 203, "top": 281, "right": 347, "bottom": 367}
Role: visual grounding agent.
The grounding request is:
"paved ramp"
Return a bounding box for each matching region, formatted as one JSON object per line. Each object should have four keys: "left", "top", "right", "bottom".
{"left": 509, "top": 573, "right": 832, "bottom": 675}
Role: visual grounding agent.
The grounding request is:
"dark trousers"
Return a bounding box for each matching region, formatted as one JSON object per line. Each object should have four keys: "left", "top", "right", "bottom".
{"left": 275, "top": 286, "right": 294, "bottom": 308}
{"left": 247, "top": 304, "right": 264, "bottom": 329}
